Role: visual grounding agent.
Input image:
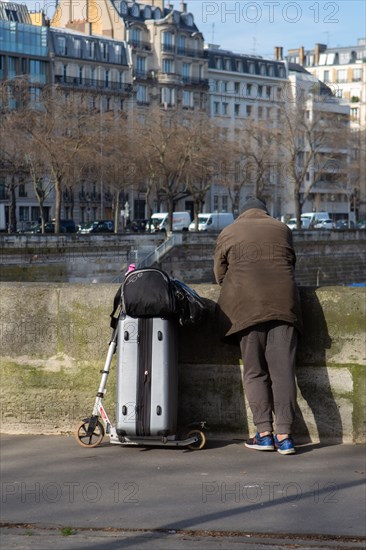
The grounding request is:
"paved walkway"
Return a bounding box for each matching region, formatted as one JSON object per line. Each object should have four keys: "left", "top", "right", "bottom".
{"left": 1, "top": 434, "right": 365, "bottom": 549}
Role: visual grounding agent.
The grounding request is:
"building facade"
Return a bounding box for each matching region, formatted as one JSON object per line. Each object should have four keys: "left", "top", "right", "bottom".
{"left": 205, "top": 45, "right": 288, "bottom": 217}
{"left": 0, "top": 1, "right": 362, "bottom": 230}
{"left": 285, "top": 40, "right": 366, "bottom": 218}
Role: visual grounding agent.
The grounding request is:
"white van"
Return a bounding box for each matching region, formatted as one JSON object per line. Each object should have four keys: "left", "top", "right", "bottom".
{"left": 189, "top": 212, "right": 234, "bottom": 232}
{"left": 149, "top": 212, "right": 191, "bottom": 232}
{"left": 301, "top": 212, "right": 330, "bottom": 228}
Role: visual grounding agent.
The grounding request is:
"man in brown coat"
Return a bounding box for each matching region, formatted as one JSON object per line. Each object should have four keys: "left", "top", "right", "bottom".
{"left": 214, "top": 197, "right": 302, "bottom": 454}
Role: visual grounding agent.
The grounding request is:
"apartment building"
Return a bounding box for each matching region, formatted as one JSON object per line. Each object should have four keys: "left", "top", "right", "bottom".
{"left": 286, "top": 40, "right": 366, "bottom": 128}
{"left": 52, "top": 0, "right": 208, "bottom": 113}
{"left": 205, "top": 45, "right": 288, "bottom": 217}
{"left": 0, "top": 1, "right": 132, "bottom": 229}
{"left": 285, "top": 40, "right": 366, "bottom": 218}
{"left": 284, "top": 63, "right": 350, "bottom": 219}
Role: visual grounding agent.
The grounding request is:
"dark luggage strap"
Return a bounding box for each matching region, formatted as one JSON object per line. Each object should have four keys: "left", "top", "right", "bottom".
{"left": 110, "top": 286, "right": 122, "bottom": 329}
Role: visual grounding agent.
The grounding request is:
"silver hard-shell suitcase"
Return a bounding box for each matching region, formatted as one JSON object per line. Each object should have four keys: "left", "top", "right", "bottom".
{"left": 116, "top": 316, "right": 178, "bottom": 437}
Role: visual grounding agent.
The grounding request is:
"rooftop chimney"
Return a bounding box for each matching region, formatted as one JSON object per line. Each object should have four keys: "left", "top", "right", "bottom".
{"left": 274, "top": 46, "right": 283, "bottom": 61}
{"left": 299, "top": 46, "right": 305, "bottom": 66}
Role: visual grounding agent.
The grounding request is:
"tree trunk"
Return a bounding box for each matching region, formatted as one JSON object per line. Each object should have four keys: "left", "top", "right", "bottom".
{"left": 294, "top": 187, "right": 302, "bottom": 229}
{"left": 54, "top": 179, "right": 62, "bottom": 233}
{"left": 9, "top": 180, "right": 17, "bottom": 233}
{"left": 113, "top": 191, "right": 120, "bottom": 234}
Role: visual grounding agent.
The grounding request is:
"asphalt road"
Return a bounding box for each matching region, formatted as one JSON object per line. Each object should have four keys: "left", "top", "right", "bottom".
{"left": 1, "top": 434, "right": 365, "bottom": 549}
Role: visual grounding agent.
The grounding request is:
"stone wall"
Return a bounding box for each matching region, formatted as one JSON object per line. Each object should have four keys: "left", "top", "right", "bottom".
{"left": 0, "top": 283, "right": 364, "bottom": 443}
{"left": 0, "top": 231, "right": 365, "bottom": 286}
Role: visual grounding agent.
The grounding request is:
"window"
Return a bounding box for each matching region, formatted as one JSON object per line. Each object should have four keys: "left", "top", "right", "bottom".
{"left": 74, "top": 39, "right": 81, "bottom": 57}
{"left": 258, "top": 106, "right": 263, "bottom": 118}
{"left": 19, "top": 206, "right": 29, "bottom": 221}
{"left": 234, "top": 82, "right": 240, "bottom": 95}
{"left": 182, "top": 62, "right": 190, "bottom": 80}
{"left": 29, "top": 60, "right": 47, "bottom": 84}
{"left": 353, "top": 68, "right": 363, "bottom": 82}
{"left": 137, "top": 84, "right": 147, "bottom": 104}
{"left": 79, "top": 66, "right": 83, "bottom": 84}
{"left": 178, "top": 34, "right": 186, "bottom": 53}
{"left": 7, "top": 56, "right": 17, "bottom": 79}
{"left": 5, "top": 8, "right": 19, "bottom": 21}
{"left": 222, "top": 195, "right": 228, "bottom": 212}
{"left": 136, "top": 56, "right": 146, "bottom": 76}
{"left": 337, "top": 69, "right": 347, "bottom": 83}
{"left": 236, "top": 60, "right": 242, "bottom": 72}
{"left": 260, "top": 64, "right": 266, "bottom": 76}
{"left": 351, "top": 107, "right": 359, "bottom": 119}
{"left": 162, "top": 31, "right": 175, "bottom": 52}
{"left": 162, "top": 58, "right": 174, "bottom": 74}
{"left": 85, "top": 40, "right": 94, "bottom": 58}
{"left": 19, "top": 183, "right": 27, "bottom": 197}
{"left": 101, "top": 42, "right": 109, "bottom": 61}
{"left": 131, "top": 28, "right": 141, "bottom": 47}
{"left": 246, "top": 83, "right": 252, "bottom": 96}
{"left": 222, "top": 102, "right": 228, "bottom": 115}
{"left": 58, "top": 36, "right": 67, "bottom": 55}
{"left": 266, "top": 86, "right": 271, "bottom": 98}
{"left": 248, "top": 62, "right": 255, "bottom": 74}
{"left": 182, "top": 90, "right": 193, "bottom": 108}
{"left": 221, "top": 81, "right": 228, "bottom": 93}
{"left": 213, "top": 101, "right": 219, "bottom": 115}
{"left": 246, "top": 105, "right": 252, "bottom": 117}
{"left": 161, "top": 87, "right": 175, "bottom": 106}
{"left": 234, "top": 104, "right": 240, "bottom": 116}
{"left": 105, "top": 69, "right": 109, "bottom": 87}
{"left": 213, "top": 195, "right": 219, "bottom": 211}
{"left": 257, "top": 85, "right": 263, "bottom": 97}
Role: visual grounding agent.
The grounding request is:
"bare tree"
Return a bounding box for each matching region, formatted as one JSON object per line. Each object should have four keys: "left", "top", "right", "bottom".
{"left": 0, "top": 105, "right": 29, "bottom": 232}
{"left": 279, "top": 97, "right": 349, "bottom": 228}
{"left": 136, "top": 109, "right": 196, "bottom": 233}
{"left": 7, "top": 83, "right": 99, "bottom": 233}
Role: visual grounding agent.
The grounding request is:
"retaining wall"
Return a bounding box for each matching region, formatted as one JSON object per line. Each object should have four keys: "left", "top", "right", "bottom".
{"left": 0, "top": 283, "right": 364, "bottom": 443}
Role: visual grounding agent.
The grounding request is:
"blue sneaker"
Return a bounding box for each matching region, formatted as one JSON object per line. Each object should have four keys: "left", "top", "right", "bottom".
{"left": 244, "top": 432, "right": 274, "bottom": 451}
{"left": 274, "top": 435, "right": 296, "bottom": 455}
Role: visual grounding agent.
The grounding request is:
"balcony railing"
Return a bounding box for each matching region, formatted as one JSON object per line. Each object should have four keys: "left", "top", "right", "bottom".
{"left": 133, "top": 69, "right": 157, "bottom": 81}
{"left": 177, "top": 46, "right": 205, "bottom": 58}
{"left": 129, "top": 40, "right": 152, "bottom": 51}
{"left": 54, "top": 75, "right": 133, "bottom": 93}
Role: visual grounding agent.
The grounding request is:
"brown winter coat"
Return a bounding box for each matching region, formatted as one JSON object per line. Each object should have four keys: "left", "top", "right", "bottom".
{"left": 214, "top": 209, "right": 302, "bottom": 341}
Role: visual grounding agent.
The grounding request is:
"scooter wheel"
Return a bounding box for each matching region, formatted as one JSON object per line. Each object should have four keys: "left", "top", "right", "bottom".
{"left": 75, "top": 419, "right": 105, "bottom": 448}
{"left": 187, "top": 430, "right": 206, "bottom": 450}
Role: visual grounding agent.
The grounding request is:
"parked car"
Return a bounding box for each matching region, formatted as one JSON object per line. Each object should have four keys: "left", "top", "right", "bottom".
{"left": 25, "top": 219, "right": 77, "bottom": 234}
{"left": 286, "top": 218, "right": 307, "bottom": 230}
{"left": 357, "top": 220, "right": 366, "bottom": 230}
{"left": 78, "top": 220, "right": 114, "bottom": 234}
{"left": 300, "top": 212, "right": 330, "bottom": 228}
{"left": 148, "top": 212, "right": 191, "bottom": 232}
{"left": 189, "top": 212, "right": 234, "bottom": 232}
{"left": 313, "top": 219, "right": 335, "bottom": 229}
{"left": 130, "top": 219, "right": 148, "bottom": 233}
{"left": 335, "top": 219, "right": 355, "bottom": 229}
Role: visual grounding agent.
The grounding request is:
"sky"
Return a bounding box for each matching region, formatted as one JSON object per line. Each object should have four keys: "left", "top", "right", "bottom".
{"left": 19, "top": 0, "right": 366, "bottom": 58}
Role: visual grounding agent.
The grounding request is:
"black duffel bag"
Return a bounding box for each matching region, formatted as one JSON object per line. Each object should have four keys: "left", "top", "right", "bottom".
{"left": 172, "top": 279, "right": 207, "bottom": 326}
{"left": 110, "top": 267, "right": 208, "bottom": 327}
{"left": 122, "top": 268, "right": 176, "bottom": 319}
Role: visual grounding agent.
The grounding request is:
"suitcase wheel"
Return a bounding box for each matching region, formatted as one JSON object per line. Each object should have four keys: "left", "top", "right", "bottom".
{"left": 187, "top": 430, "right": 206, "bottom": 450}
{"left": 75, "top": 419, "right": 105, "bottom": 448}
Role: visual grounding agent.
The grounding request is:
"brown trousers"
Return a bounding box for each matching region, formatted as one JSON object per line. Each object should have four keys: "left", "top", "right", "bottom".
{"left": 238, "top": 321, "right": 298, "bottom": 434}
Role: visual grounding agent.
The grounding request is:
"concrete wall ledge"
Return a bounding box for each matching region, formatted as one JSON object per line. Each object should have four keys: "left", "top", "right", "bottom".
{"left": 0, "top": 283, "right": 365, "bottom": 444}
